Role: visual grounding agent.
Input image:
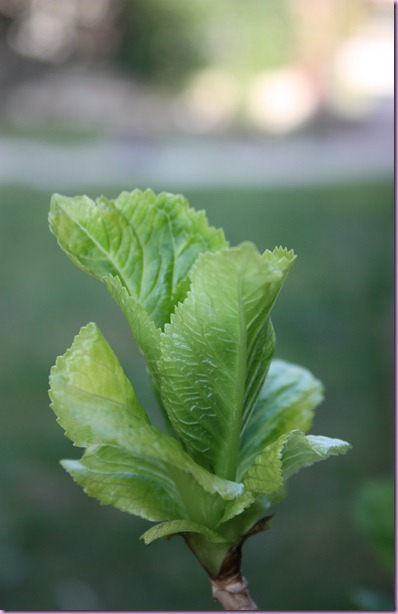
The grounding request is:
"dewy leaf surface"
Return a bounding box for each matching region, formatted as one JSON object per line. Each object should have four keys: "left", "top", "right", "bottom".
{"left": 49, "top": 190, "right": 227, "bottom": 329}
{"left": 49, "top": 323, "right": 242, "bottom": 502}
{"left": 159, "top": 243, "right": 295, "bottom": 480}
{"left": 239, "top": 359, "right": 324, "bottom": 476}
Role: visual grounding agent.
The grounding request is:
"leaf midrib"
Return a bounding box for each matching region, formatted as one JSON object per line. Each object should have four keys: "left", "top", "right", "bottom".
{"left": 217, "top": 273, "right": 247, "bottom": 482}
{"left": 60, "top": 204, "right": 135, "bottom": 297}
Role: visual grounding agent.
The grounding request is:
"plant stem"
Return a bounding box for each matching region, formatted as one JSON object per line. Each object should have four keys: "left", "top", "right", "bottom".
{"left": 208, "top": 543, "right": 258, "bottom": 611}
{"left": 185, "top": 516, "right": 273, "bottom": 610}
{"left": 210, "top": 572, "right": 258, "bottom": 610}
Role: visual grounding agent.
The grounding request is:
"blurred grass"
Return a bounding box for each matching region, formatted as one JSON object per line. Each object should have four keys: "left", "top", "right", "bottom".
{"left": 0, "top": 179, "right": 393, "bottom": 610}
{"left": 0, "top": 121, "right": 104, "bottom": 144}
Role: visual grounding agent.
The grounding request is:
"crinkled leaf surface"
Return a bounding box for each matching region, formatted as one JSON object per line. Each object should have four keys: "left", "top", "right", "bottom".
{"left": 221, "top": 430, "right": 350, "bottom": 526}
{"left": 221, "top": 433, "right": 288, "bottom": 524}
{"left": 239, "top": 359, "right": 324, "bottom": 477}
{"left": 49, "top": 190, "right": 226, "bottom": 330}
{"left": 62, "top": 444, "right": 186, "bottom": 522}
{"left": 49, "top": 322, "right": 243, "bottom": 505}
{"left": 159, "top": 243, "right": 295, "bottom": 480}
{"left": 240, "top": 434, "right": 287, "bottom": 496}
{"left": 104, "top": 275, "right": 162, "bottom": 388}
{"left": 281, "top": 431, "right": 351, "bottom": 480}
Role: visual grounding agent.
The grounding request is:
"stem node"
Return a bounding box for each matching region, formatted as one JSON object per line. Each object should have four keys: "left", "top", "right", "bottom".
{"left": 208, "top": 543, "right": 258, "bottom": 610}
{"left": 211, "top": 573, "right": 258, "bottom": 610}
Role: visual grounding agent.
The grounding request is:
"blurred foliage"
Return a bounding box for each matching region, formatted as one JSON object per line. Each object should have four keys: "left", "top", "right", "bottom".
{"left": 0, "top": 179, "right": 393, "bottom": 610}
{"left": 354, "top": 477, "right": 394, "bottom": 575}
{"left": 350, "top": 477, "right": 395, "bottom": 610}
{"left": 116, "top": 1, "right": 207, "bottom": 86}
{"left": 0, "top": 0, "right": 381, "bottom": 93}
{"left": 196, "top": 0, "right": 294, "bottom": 75}
{"left": 351, "top": 587, "right": 395, "bottom": 612}
{"left": 0, "top": 120, "right": 103, "bottom": 144}
{"left": 116, "top": 0, "right": 293, "bottom": 87}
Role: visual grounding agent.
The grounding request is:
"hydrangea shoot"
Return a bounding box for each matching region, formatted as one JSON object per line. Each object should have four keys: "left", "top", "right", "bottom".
{"left": 48, "top": 189, "right": 350, "bottom": 610}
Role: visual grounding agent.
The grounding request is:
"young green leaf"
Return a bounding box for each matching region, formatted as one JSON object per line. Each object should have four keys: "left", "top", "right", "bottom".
{"left": 281, "top": 431, "right": 351, "bottom": 480}
{"left": 159, "top": 243, "right": 295, "bottom": 481}
{"left": 239, "top": 429, "right": 349, "bottom": 499}
{"left": 240, "top": 434, "right": 287, "bottom": 496}
{"left": 239, "top": 359, "right": 324, "bottom": 477}
{"left": 220, "top": 433, "right": 289, "bottom": 525}
{"left": 49, "top": 190, "right": 227, "bottom": 330}
{"left": 221, "top": 429, "right": 350, "bottom": 529}
{"left": 104, "top": 274, "right": 162, "bottom": 389}
{"left": 141, "top": 519, "right": 226, "bottom": 545}
{"left": 49, "top": 321, "right": 151, "bottom": 447}
{"left": 219, "top": 492, "right": 256, "bottom": 526}
{"left": 62, "top": 444, "right": 186, "bottom": 522}
{"left": 49, "top": 322, "right": 243, "bottom": 505}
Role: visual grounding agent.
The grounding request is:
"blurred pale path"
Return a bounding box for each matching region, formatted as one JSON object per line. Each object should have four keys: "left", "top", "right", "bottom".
{"left": 0, "top": 100, "right": 392, "bottom": 190}
{"left": 0, "top": 2, "right": 394, "bottom": 611}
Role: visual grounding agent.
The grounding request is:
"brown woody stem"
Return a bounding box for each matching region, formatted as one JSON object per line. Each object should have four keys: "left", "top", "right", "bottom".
{"left": 209, "top": 544, "right": 258, "bottom": 610}
{"left": 210, "top": 572, "right": 258, "bottom": 610}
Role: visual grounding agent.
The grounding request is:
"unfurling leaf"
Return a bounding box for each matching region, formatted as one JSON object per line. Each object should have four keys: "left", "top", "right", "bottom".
{"left": 239, "top": 358, "right": 324, "bottom": 477}
{"left": 159, "top": 243, "right": 295, "bottom": 480}
{"left": 49, "top": 189, "right": 226, "bottom": 330}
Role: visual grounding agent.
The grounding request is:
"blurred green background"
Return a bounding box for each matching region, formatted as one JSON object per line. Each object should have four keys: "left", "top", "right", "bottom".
{"left": 0, "top": 0, "right": 394, "bottom": 611}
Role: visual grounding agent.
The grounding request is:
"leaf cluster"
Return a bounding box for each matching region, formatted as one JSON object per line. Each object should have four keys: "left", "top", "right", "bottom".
{"left": 48, "top": 189, "right": 350, "bottom": 575}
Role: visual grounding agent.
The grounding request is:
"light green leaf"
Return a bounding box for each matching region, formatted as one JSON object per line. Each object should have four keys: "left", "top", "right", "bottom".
{"left": 49, "top": 189, "right": 227, "bottom": 329}
{"left": 221, "top": 433, "right": 288, "bottom": 524}
{"left": 241, "top": 434, "right": 287, "bottom": 495}
{"left": 141, "top": 519, "right": 225, "bottom": 545}
{"left": 281, "top": 431, "right": 351, "bottom": 480}
{"left": 219, "top": 494, "right": 278, "bottom": 542}
{"left": 62, "top": 444, "right": 185, "bottom": 522}
{"left": 104, "top": 275, "right": 162, "bottom": 388}
{"left": 159, "top": 243, "right": 295, "bottom": 480}
{"left": 246, "top": 430, "right": 350, "bottom": 494}
{"left": 49, "top": 322, "right": 150, "bottom": 447}
{"left": 118, "top": 425, "right": 243, "bottom": 502}
{"left": 49, "top": 322, "right": 243, "bottom": 503}
{"left": 219, "top": 491, "right": 256, "bottom": 525}
{"left": 239, "top": 359, "right": 324, "bottom": 477}
{"left": 222, "top": 430, "right": 350, "bottom": 526}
